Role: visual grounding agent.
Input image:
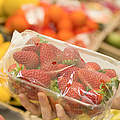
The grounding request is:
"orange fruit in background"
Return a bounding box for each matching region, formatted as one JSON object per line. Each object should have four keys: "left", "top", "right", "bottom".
{"left": 86, "top": 19, "right": 98, "bottom": 31}
{"left": 5, "top": 14, "right": 29, "bottom": 32}
{"left": 73, "top": 40, "right": 86, "bottom": 48}
{"left": 70, "top": 10, "right": 87, "bottom": 27}
{"left": 41, "top": 28, "right": 57, "bottom": 38}
{"left": 57, "top": 18, "right": 73, "bottom": 31}
{"left": 57, "top": 30, "right": 74, "bottom": 41}
{"left": 48, "top": 4, "right": 64, "bottom": 23}
{"left": 75, "top": 26, "right": 90, "bottom": 34}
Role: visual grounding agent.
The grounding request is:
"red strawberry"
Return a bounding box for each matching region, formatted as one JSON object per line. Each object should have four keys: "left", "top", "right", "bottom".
{"left": 63, "top": 82, "right": 84, "bottom": 115}
{"left": 40, "top": 43, "right": 62, "bottom": 65}
{"left": 13, "top": 51, "right": 39, "bottom": 69}
{"left": 82, "top": 89, "right": 103, "bottom": 105}
{"left": 62, "top": 46, "right": 85, "bottom": 67}
{"left": 11, "top": 69, "right": 51, "bottom": 100}
{"left": 8, "top": 64, "right": 26, "bottom": 73}
{"left": 41, "top": 63, "right": 67, "bottom": 78}
{"left": 99, "top": 69, "right": 116, "bottom": 79}
{"left": 0, "top": 115, "right": 5, "bottom": 120}
{"left": 20, "top": 69, "right": 51, "bottom": 88}
{"left": 84, "top": 62, "right": 101, "bottom": 71}
{"left": 78, "top": 69, "right": 110, "bottom": 89}
{"left": 58, "top": 66, "right": 80, "bottom": 91}
{"left": 22, "top": 37, "right": 42, "bottom": 55}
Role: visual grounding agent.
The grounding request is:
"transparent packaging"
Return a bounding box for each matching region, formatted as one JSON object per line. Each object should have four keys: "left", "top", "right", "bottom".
{"left": 1, "top": 30, "right": 120, "bottom": 120}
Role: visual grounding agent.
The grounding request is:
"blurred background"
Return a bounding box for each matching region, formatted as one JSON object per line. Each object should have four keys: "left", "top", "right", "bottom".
{"left": 0, "top": 0, "right": 120, "bottom": 120}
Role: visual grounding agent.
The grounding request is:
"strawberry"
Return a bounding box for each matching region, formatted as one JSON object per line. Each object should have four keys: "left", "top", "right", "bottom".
{"left": 8, "top": 63, "right": 25, "bottom": 73}
{"left": 0, "top": 115, "right": 5, "bottom": 120}
{"left": 41, "top": 63, "right": 67, "bottom": 78}
{"left": 82, "top": 89, "right": 103, "bottom": 105}
{"left": 22, "top": 36, "right": 48, "bottom": 55}
{"left": 78, "top": 69, "right": 111, "bottom": 89}
{"left": 13, "top": 51, "right": 39, "bottom": 69}
{"left": 40, "top": 43, "right": 62, "bottom": 65}
{"left": 20, "top": 69, "right": 51, "bottom": 88}
{"left": 84, "top": 62, "right": 101, "bottom": 71}
{"left": 62, "top": 46, "right": 85, "bottom": 67}
{"left": 58, "top": 66, "right": 80, "bottom": 91}
{"left": 11, "top": 69, "right": 51, "bottom": 100}
{"left": 64, "top": 82, "right": 84, "bottom": 115}
{"left": 99, "top": 69, "right": 116, "bottom": 79}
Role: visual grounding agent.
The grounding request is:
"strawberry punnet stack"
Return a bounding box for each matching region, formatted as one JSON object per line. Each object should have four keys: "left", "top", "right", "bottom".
{"left": 8, "top": 36, "right": 118, "bottom": 117}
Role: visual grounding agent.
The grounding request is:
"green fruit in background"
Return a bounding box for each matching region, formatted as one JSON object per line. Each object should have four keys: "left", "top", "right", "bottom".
{"left": 2, "top": 0, "right": 38, "bottom": 16}
{"left": 106, "top": 32, "right": 120, "bottom": 48}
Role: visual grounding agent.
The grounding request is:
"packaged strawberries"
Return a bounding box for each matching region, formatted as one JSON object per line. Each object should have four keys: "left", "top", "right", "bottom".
{"left": 1, "top": 30, "right": 120, "bottom": 120}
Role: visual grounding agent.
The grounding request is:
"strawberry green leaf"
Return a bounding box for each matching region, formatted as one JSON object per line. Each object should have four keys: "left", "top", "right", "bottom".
{"left": 86, "top": 86, "right": 91, "bottom": 92}
{"left": 50, "top": 79, "right": 60, "bottom": 93}
{"left": 37, "top": 35, "right": 48, "bottom": 43}
{"left": 98, "top": 70, "right": 106, "bottom": 73}
{"left": 62, "top": 59, "right": 78, "bottom": 65}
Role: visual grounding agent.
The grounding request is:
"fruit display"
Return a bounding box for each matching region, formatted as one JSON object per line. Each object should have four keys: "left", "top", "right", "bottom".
{"left": 1, "top": 30, "right": 120, "bottom": 120}
{"left": 4, "top": 1, "right": 100, "bottom": 48}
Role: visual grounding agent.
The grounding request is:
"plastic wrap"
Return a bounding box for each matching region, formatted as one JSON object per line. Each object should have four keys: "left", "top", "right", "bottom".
{"left": 1, "top": 30, "right": 120, "bottom": 120}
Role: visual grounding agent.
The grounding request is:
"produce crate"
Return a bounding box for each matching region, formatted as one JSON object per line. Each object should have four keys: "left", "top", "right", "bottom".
{"left": 89, "top": 13, "right": 120, "bottom": 51}
{"left": 98, "top": 42, "right": 120, "bottom": 61}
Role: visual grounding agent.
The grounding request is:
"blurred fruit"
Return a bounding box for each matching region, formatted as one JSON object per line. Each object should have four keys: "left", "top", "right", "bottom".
{"left": 75, "top": 26, "right": 90, "bottom": 34}
{"left": 0, "top": 42, "right": 10, "bottom": 59}
{"left": 5, "top": 13, "right": 29, "bottom": 32}
{"left": 57, "top": 30, "right": 74, "bottom": 41}
{"left": 41, "top": 28, "right": 57, "bottom": 38}
{"left": 106, "top": 32, "right": 120, "bottom": 48}
{"left": 0, "top": 0, "right": 4, "bottom": 17}
{"left": 70, "top": 10, "right": 87, "bottom": 27}
{"left": 73, "top": 40, "right": 87, "bottom": 48}
{"left": 86, "top": 19, "right": 98, "bottom": 31}
{"left": 48, "top": 5, "right": 64, "bottom": 23}
{"left": 111, "top": 109, "right": 120, "bottom": 120}
{"left": 3, "top": 0, "right": 38, "bottom": 16}
{"left": 57, "top": 18, "right": 73, "bottom": 31}
{"left": 0, "top": 34, "right": 4, "bottom": 44}
{"left": 0, "top": 82, "right": 11, "bottom": 103}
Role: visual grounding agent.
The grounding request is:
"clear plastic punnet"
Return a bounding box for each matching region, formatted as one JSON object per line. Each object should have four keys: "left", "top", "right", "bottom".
{"left": 1, "top": 30, "right": 120, "bottom": 120}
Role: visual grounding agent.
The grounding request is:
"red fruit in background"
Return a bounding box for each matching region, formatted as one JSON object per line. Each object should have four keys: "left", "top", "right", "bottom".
{"left": 13, "top": 51, "right": 39, "bottom": 69}
{"left": 57, "top": 18, "right": 73, "bottom": 31}
{"left": 40, "top": 28, "right": 57, "bottom": 38}
{"left": 69, "top": 39, "right": 87, "bottom": 48}
{"left": 20, "top": 69, "right": 51, "bottom": 88}
{"left": 22, "top": 37, "right": 43, "bottom": 55}
{"left": 57, "top": 30, "right": 74, "bottom": 41}
{"left": 78, "top": 69, "right": 110, "bottom": 89}
{"left": 5, "top": 14, "right": 29, "bottom": 32}
{"left": 84, "top": 62, "right": 101, "bottom": 71}
{"left": 99, "top": 69, "right": 117, "bottom": 79}
{"left": 86, "top": 19, "right": 98, "bottom": 31}
{"left": 40, "top": 43, "right": 62, "bottom": 65}
{"left": 70, "top": 10, "right": 87, "bottom": 27}
{"left": 75, "top": 26, "right": 90, "bottom": 34}
{"left": 48, "top": 5, "right": 64, "bottom": 23}
{"left": 62, "top": 46, "right": 85, "bottom": 67}
{"left": 82, "top": 89, "right": 103, "bottom": 105}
